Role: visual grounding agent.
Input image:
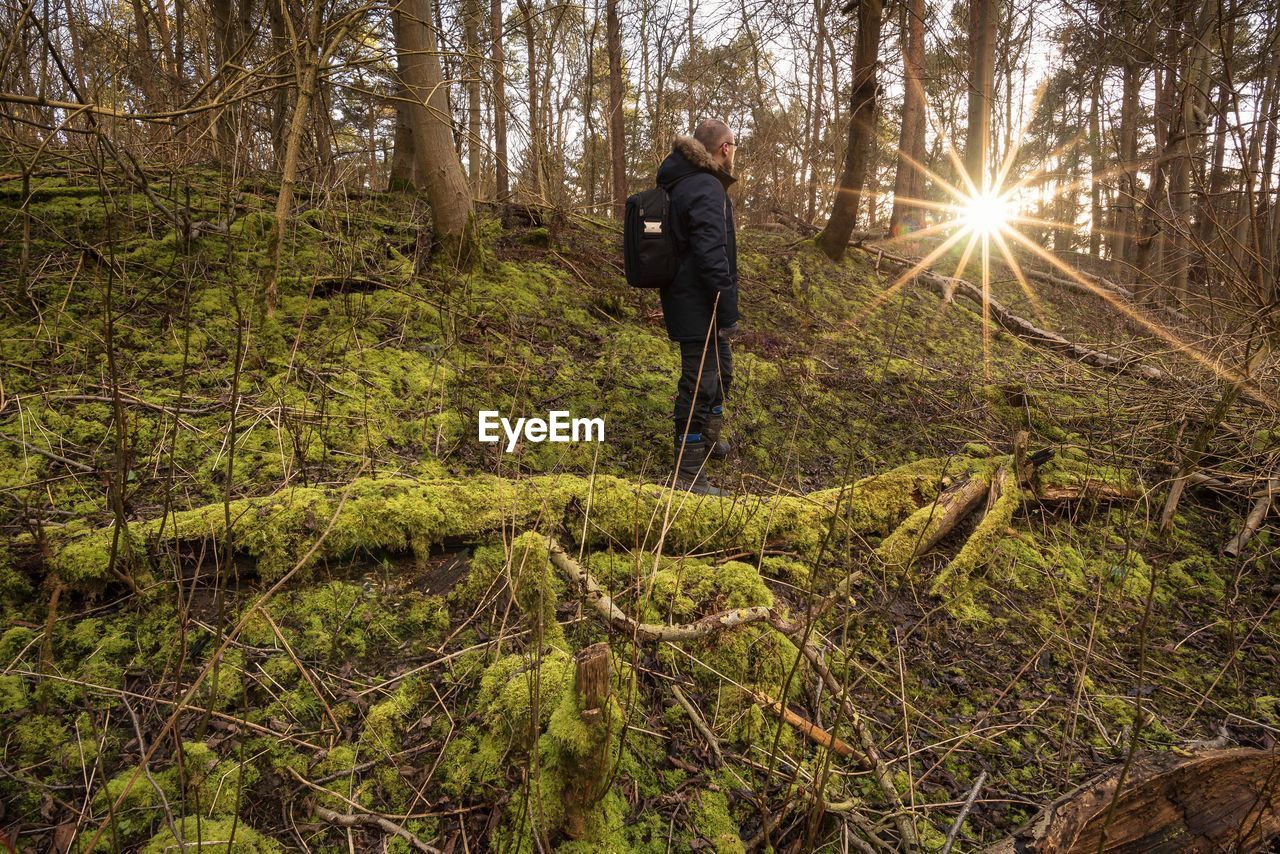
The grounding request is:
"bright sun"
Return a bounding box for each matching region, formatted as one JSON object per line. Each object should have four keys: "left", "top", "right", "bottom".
{"left": 961, "top": 190, "right": 1014, "bottom": 237}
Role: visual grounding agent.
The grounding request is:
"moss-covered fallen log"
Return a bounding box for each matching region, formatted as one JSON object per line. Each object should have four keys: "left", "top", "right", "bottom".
{"left": 39, "top": 457, "right": 966, "bottom": 587}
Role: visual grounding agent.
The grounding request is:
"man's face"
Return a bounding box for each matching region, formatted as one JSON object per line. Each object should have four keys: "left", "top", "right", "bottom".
{"left": 716, "top": 133, "right": 737, "bottom": 174}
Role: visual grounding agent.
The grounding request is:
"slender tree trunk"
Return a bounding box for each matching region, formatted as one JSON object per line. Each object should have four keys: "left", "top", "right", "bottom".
{"left": 1113, "top": 47, "right": 1141, "bottom": 270}
{"left": 268, "top": 3, "right": 329, "bottom": 312}
{"left": 389, "top": 8, "right": 418, "bottom": 191}
{"left": 606, "top": 0, "right": 626, "bottom": 217}
{"left": 268, "top": 0, "right": 290, "bottom": 167}
{"left": 583, "top": 4, "right": 599, "bottom": 211}
{"left": 491, "top": 0, "right": 509, "bottom": 199}
{"left": 816, "top": 0, "right": 883, "bottom": 260}
{"left": 800, "top": 21, "right": 815, "bottom": 220}
{"left": 1088, "top": 67, "right": 1102, "bottom": 257}
{"left": 398, "top": 0, "right": 479, "bottom": 265}
{"left": 518, "top": 0, "right": 544, "bottom": 198}
{"left": 1133, "top": 11, "right": 1180, "bottom": 299}
{"left": 464, "top": 0, "right": 484, "bottom": 192}
{"left": 1166, "top": 0, "right": 1214, "bottom": 301}
{"left": 210, "top": 0, "right": 237, "bottom": 161}
{"left": 890, "top": 0, "right": 927, "bottom": 236}
{"left": 686, "top": 0, "right": 695, "bottom": 129}
{"left": 964, "top": 0, "right": 997, "bottom": 189}
{"left": 129, "top": 0, "right": 160, "bottom": 114}
{"left": 1197, "top": 74, "right": 1231, "bottom": 264}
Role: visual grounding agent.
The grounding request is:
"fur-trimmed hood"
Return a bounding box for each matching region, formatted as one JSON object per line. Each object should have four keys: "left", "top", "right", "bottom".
{"left": 656, "top": 134, "right": 736, "bottom": 189}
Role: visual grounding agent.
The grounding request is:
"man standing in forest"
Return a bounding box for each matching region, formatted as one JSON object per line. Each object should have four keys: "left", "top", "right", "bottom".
{"left": 654, "top": 119, "right": 741, "bottom": 496}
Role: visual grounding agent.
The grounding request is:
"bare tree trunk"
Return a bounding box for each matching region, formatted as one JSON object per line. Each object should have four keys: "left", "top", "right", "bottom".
{"left": 210, "top": 0, "right": 237, "bottom": 161}
{"left": 1133, "top": 12, "right": 1179, "bottom": 300}
{"left": 686, "top": 0, "right": 695, "bottom": 130}
{"left": 464, "top": 0, "right": 484, "bottom": 192}
{"left": 129, "top": 0, "right": 160, "bottom": 114}
{"left": 268, "top": 0, "right": 290, "bottom": 167}
{"left": 803, "top": 0, "right": 827, "bottom": 222}
{"left": 397, "top": 0, "right": 480, "bottom": 265}
{"left": 1169, "top": 0, "right": 1215, "bottom": 302}
{"left": 606, "top": 0, "right": 626, "bottom": 217}
{"left": 268, "top": 3, "right": 328, "bottom": 312}
{"left": 1088, "top": 67, "right": 1102, "bottom": 257}
{"left": 583, "top": 2, "right": 600, "bottom": 211}
{"left": 816, "top": 0, "right": 883, "bottom": 260}
{"left": 518, "top": 0, "right": 544, "bottom": 198}
{"left": 890, "top": 0, "right": 927, "bottom": 236}
{"left": 964, "top": 0, "right": 997, "bottom": 189}
{"left": 491, "top": 0, "right": 509, "bottom": 199}
{"left": 1113, "top": 36, "right": 1142, "bottom": 270}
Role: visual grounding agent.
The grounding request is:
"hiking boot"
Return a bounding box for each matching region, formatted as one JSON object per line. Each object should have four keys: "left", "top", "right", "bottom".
{"left": 674, "top": 434, "right": 725, "bottom": 496}
{"left": 703, "top": 407, "right": 730, "bottom": 461}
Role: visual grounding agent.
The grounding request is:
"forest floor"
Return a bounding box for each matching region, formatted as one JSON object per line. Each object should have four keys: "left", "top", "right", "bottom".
{"left": 1, "top": 170, "right": 1278, "bottom": 852}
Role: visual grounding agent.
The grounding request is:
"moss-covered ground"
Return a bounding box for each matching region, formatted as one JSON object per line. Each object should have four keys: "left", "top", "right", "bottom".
{"left": 1, "top": 168, "right": 1277, "bottom": 851}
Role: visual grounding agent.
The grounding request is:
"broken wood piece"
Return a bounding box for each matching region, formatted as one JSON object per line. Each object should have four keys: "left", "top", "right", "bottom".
{"left": 856, "top": 244, "right": 1172, "bottom": 384}
{"left": 876, "top": 472, "right": 992, "bottom": 568}
{"left": 749, "top": 688, "right": 856, "bottom": 758}
{"left": 985, "top": 747, "right": 1280, "bottom": 853}
{"left": 1223, "top": 471, "right": 1280, "bottom": 557}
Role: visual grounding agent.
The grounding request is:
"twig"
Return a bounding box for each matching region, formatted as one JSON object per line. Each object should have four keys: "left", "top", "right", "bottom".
{"left": 0, "top": 431, "right": 96, "bottom": 472}
{"left": 750, "top": 688, "right": 857, "bottom": 758}
{"left": 669, "top": 683, "right": 724, "bottom": 766}
{"left": 312, "top": 803, "right": 442, "bottom": 853}
{"left": 940, "top": 770, "right": 986, "bottom": 854}
{"left": 545, "top": 536, "right": 773, "bottom": 642}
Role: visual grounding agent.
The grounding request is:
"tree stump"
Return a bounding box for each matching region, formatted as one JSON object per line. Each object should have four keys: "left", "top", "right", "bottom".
{"left": 575, "top": 642, "right": 610, "bottom": 723}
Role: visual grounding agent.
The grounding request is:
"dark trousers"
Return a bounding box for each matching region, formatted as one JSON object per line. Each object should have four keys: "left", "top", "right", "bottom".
{"left": 674, "top": 336, "right": 733, "bottom": 438}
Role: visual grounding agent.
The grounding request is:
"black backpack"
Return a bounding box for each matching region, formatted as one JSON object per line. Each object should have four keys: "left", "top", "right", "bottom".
{"left": 623, "top": 176, "right": 690, "bottom": 288}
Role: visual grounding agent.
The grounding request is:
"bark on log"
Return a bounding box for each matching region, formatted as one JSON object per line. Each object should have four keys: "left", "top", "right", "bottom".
{"left": 986, "top": 748, "right": 1280, "bottom": 853}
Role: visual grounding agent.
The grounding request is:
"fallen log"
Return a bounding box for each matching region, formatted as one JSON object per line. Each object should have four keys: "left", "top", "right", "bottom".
{"left": 856, "top": 245, "right": 1173, "bottom": 384}
{"left": 985, "top": 748, "right": 1280, "bottom": 853}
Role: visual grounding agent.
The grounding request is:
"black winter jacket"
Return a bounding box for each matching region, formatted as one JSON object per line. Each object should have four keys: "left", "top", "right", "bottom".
{"left": 654, "top": 135, "right": 739, "bottom": 342}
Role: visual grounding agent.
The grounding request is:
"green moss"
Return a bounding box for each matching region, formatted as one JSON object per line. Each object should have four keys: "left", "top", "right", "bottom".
{"left": 38, "top": 456, "right": 970, "bottom": 587}
{"left": 360, "top": 680, "right": 421, "bottom": 756}
{"left": 0, "top": 674, "right": 28, "bottom": 713}
{"left": 180, "top": 741, "right": 259, "bottom": 817}
{"left": 141, "top": 816, "right": 282, "bottom": 853}
{"left": 689, "top": 788, "right": 744, "bottom": 854}
{"left": 510, "top": 532, "right": 566, "bottom": 650}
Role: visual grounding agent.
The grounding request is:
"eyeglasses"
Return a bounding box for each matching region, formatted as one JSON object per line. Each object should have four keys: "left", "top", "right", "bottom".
{"left": 723, "top": 142, "right": 737, "bottom": 151}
